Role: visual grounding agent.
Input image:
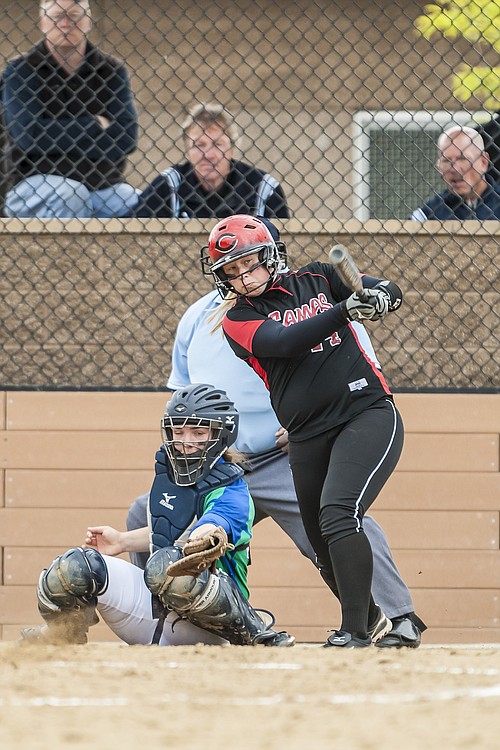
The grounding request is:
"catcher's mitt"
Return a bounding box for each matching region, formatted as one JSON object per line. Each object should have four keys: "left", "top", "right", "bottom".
{"left": 167, "top": 526, "right": 234, "bottom": 577}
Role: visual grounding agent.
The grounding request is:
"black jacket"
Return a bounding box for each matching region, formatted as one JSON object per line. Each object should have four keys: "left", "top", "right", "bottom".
{"left": 1, "top": 41, "right": 137, "bottom": 189}
{"left": 412, "top": 176, "right": 500, "bottom": 219}
{"left": 132, "top": 159, "right": 289, "bottom": 218}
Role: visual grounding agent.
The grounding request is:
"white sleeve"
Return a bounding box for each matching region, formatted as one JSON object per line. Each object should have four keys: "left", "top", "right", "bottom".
{"left": 409, "top": 208, "right": 427, "bottom": 221}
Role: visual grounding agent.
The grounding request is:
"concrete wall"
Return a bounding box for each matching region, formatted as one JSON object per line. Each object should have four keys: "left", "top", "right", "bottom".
{"left": 1, "top": 219, "right": 498, "bottom": 391}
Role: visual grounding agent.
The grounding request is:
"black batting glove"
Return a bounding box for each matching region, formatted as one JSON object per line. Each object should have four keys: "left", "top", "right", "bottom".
{"left": 341, "top": 288, "right": 391, "bottom": 322}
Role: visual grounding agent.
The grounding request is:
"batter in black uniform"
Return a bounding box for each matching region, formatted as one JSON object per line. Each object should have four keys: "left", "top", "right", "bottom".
{"left": 201, "top": 214, "right": 405, "bottom": 648}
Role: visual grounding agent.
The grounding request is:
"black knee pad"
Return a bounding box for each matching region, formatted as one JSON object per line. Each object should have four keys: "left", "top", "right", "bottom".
{"left": 38, "top": 547, "right": 108, "bottom": 616}
{"left": 144, "top": 546, "right": 183, "bottom": 598}
{"left": 158, "top": 568, "right": 212, "bottom": 613}
{"left": 144, "top": 546, "right": 212, "bottom": 612}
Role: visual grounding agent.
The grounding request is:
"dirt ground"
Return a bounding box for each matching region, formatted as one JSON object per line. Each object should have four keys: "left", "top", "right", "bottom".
{"left": 1, "top": 642, "right": 499, "bottom": 750}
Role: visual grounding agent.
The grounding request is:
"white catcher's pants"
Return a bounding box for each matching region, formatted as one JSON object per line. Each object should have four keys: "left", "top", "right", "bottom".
{"left": 97, "top": 555, "right": 226, "bottom": 646}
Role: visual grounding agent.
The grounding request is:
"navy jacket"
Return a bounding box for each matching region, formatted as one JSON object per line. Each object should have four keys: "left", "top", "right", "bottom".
{"left": 412, "top": 177, "right": 500, "bottom": 220}
{"left": 132, "top": 159, "right": 289, "bottom": 218}
{"left": 1, "top": 41, "right": 137, "bottom": 190}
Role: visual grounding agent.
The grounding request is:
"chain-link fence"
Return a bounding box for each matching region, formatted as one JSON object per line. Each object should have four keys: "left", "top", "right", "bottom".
{"left": 0, "top": 0, "right": 499, "bottom": 391}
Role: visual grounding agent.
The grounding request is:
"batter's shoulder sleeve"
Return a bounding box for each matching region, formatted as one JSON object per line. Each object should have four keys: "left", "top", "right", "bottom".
{"left": 225, "top": 298, "right": 349, "bottom": 359}
{"left": 222, "top": 306, "right": 268, "bottom": 359}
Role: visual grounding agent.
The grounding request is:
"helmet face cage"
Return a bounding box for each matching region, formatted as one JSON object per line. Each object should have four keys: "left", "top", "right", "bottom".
{"left": 161, "top": 384, "right": 239, "bottom": 485}
{"left": 162, "top": 416, "right": 222, "bottom": 486}
{"left": 199, "top": 215, "right": 286, "bottom": 297}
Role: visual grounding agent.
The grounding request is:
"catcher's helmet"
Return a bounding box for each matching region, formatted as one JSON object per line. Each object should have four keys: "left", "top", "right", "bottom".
{"left": 161, "top": 383, "right": 239, "bottom": 485}
{"left": 200, "top": 214, "right": 286, "bottom": 296}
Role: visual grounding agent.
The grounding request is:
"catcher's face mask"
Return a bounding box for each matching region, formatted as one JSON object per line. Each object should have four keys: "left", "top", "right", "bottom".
{"left": 162, "top": 417, "right": 223, "bottom": 485}
{"left": 171, "top": 425, "right": 211, "bottom": 455}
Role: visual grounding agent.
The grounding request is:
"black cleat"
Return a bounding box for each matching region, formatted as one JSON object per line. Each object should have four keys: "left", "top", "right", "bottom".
{"left": 375, "top": 616, "right": 421, "bottom": 648}
{"left": 367, "top": 605, "right": 392, "bottom": 644}
{"left": 254, "top": 630, "right": 296, "bottom": 647}
{"left": 323, "top": 630, "right": 371, "bottom": 648}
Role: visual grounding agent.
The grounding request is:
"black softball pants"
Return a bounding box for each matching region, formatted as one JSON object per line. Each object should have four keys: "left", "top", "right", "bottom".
{"left": 288, "top": 397, "right": 404, "bottom": 637}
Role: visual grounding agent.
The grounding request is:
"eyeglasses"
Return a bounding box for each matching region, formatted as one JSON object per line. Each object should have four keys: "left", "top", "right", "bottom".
{"left": 437, "top": 157, "right": 478, "bottom": 170}
{"left": 44, "top": 11, "right": 89, "bottom": 25}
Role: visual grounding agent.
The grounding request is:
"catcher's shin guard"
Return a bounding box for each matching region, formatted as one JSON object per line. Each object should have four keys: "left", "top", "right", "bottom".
{"left": 145, "top": 546, "right": 221, "bottom": 614}
{"left": 145, "top": 548, "right": 294, "bottom": 646}
{"left": 27, "top": 547, "right": 108, "bottom": 644}
{"left": 184, "top": 571, "right": 294, "bottom": 646}
{"left": 144, "top": 546, "right": 185, "bottom": 599}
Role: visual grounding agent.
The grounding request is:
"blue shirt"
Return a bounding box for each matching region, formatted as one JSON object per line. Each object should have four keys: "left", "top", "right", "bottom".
{"left": 149, "top": 450, "right": 253, "bottom": 597}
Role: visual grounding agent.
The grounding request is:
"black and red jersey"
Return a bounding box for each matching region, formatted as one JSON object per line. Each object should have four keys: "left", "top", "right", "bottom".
{"left": 222, "top": 261, "right": 395, "bottom": 441}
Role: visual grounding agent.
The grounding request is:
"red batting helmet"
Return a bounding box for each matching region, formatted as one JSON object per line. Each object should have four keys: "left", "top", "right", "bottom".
{"left": 200, "top": 214, "right": 285, "bottom": 296}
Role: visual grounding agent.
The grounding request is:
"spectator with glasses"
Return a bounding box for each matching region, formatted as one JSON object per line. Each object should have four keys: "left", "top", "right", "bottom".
{"left": 1, "top": 0, "right": 139, "bottom": 218}
{"left": 411, "top": 125, "right": 500, "bottom": 220}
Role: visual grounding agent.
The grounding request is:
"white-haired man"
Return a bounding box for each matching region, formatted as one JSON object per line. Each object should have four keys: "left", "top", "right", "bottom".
{"left": 411, "top": 125, "right": 500, "bottom": 220}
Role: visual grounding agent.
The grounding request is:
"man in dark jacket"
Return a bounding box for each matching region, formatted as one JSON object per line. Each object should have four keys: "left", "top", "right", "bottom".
{"left": 1, "top": 0, "right": 139, "bottom": 218}
{"left": 411, "top": 125, "right": 500, "bottom": 220}
{"left": 132, "top": 102, "right": 289, "bottom": 218}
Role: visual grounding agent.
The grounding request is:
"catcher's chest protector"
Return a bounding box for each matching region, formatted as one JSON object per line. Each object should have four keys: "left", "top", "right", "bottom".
{"left": 149, "top": 451, "right": 244, "bottom": 552}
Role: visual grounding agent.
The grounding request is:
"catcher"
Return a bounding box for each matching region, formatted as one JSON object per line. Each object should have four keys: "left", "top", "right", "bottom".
{"left": 21, "top": 384, "right": 295, "bottom": 647}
